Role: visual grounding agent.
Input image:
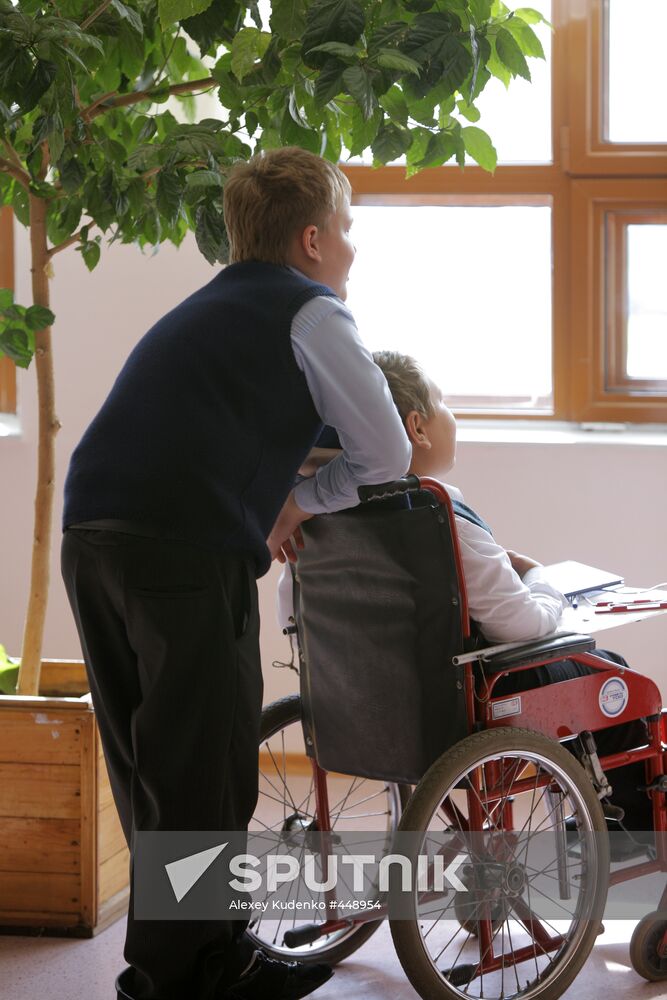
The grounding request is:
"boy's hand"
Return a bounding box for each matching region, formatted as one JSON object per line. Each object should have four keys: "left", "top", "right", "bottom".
{"left": 267, "top": 490, "right": 313, "bottom": 564}
{"left": 506, "top": 549, "right": 542, "bottom": 578}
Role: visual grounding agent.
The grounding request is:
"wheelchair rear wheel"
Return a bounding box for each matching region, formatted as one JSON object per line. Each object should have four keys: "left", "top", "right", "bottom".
{"left": 247, "top": 694, "right": 411, "bottom": 965}
{"left": 391, "top": 727, "right": 609, "bottom": 1000}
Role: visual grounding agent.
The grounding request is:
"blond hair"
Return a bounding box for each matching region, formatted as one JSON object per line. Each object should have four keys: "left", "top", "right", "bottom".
{"left": 373, "top": 350, "right": 435, "bottom": 422}
{"left": 223, "top": 147, "right": 351, "bottom": 265}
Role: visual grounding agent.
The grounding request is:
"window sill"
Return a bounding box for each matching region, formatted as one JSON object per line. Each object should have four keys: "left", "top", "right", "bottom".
{"left": 456, "top": 420, "right": 667, "bottom": 447}
{"left": 0, "top": 414, "right": 20, "bottom": 438}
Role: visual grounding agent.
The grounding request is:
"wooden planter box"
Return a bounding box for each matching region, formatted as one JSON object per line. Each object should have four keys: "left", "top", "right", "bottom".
{"left": 0, "top": 660, "right": 129, "bottom": 937}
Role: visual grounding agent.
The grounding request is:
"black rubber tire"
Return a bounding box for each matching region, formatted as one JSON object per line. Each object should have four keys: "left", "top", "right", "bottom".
{"left": 391, "top": 726, "right": 610, "bottom": 1000}
{"left": 249, "top": 694, "right": 411, "bottom": 966}
{"left": 629, "top": 911, "right": 667, "bottom": 981}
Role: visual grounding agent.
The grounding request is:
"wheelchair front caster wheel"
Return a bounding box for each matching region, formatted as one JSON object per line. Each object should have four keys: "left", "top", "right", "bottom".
{"left": 630, "top": 911, "right": 667, "bottom": 981}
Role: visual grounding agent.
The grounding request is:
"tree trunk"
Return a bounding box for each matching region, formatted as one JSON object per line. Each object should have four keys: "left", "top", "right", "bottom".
{"left": 16, "top": 195, "right": 60, "bottom": 696}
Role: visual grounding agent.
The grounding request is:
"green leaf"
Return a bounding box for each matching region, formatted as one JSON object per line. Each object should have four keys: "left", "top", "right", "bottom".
{"left": 468, "top": 0, "right": 492, "bottom": 22}
{"left": 456, "top": 98, "right": 480, "bottom": 122}
{"left": 314, "top": 58, "right": 344, "bottom": 106}
{"left": 415, "top": 130, "right": 457, "bottom": 168}
{"left": 288, "top": 87, "right": 309, "bottom": 129}
{"left": 405, "top": 127, "right": 431, "bottom": 176}
{"left": 401, "top": 11, "right": 462, "bottom": 64}
{"left": 0, "top": 289, "right": 13, "bottom": 310}
{"left": 342, "top": 64, "right": 377, "bottom": 120}
{"left": 487, "top": 40, "right": 510, "bottom": 87}
{"left": 379, "top": 85, "right": 409, "bottom": 127}
{"left": 59, "top": 157, "right": 86, "bottom": 195}
{"left": 515, "top": 7, "right": 551, "bottom": 26}
{"left": 24, "top": 305, "right": 55, "bottom": 330}
{"left": 302, "top": 0, "right": 366, "bottom": 69}
{"left": 322, "top": 113, "right": 342, "bottom": 162}
{"left": 111, "top": 0, "right": 144, "bottom": 35}
{"left": 346, "top": 105, "right": 382, "bottom": 156}
{"left": 462, "top": 125, "right": 497, "bottom": 171}
{"left": 279, "top": 109, "right": 321, "bottom": 153}
{"left": 181, "top": 0, "right": 237, "bottom": 55}
{"left": 375, "top": 49, "right": 421, "bottom": 74}
{"left": 504, "top": 15, "right": 545, "bottom": 59}
{"left": 79, "top": 240, "right": 101, "bottom": 271}
{"left": 156, "top": 170, "right": 183, "bottom": 226}
{"left": 137, "top": 117, "right": 158, "bottom": 142}
{"left": 495, "top": 26, "right": 531, "bottom": 81}
{"left": 21, "top": 59, "right": 57, "bottom": 113}
{"left": 230, "top": 27, "right": 271, "bottom": 82}
{"left": 270, "top": 0, "right": 307, "bottom": 41}
{"left": 195, "top": 202, "right": 228, "bottom": 265}
{"left": 371, "top": 123, "right": 411, "bottom": 164}
{"left": 185, "top": 169, "right": 223, "bottom": 188}
{"left": 0, "top": 646, "right": 19, "bottom": 695}
{"left": 0, "top": 327, "right": 33, "bottom": 368}
{"left": 158, "top": 0, "right": 215, "bottom": 29}
{"left": 309, "top": 41, "right": 359, "bottom": 59}
{"left": 11, "top": 184, "right": 29, "bottom": 227}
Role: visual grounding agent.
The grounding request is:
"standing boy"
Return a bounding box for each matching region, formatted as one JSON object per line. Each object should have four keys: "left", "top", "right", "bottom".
{"left": 61, "top": 148, "right": 410, "bottom": 1000}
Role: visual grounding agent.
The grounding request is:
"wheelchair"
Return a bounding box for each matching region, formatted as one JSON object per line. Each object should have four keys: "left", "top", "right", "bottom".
{"left": 248, "top": 476, "right": 667, "bottom": 997}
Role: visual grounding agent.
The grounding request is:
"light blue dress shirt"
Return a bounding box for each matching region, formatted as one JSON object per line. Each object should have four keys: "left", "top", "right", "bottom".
{"left": 288, "top": 289, "right": 411, "bottom": 515}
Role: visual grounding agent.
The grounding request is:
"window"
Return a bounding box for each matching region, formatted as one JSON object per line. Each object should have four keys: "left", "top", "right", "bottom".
{"left": 0, "top": 207, "right": 15, "bottom": 415}
{"left": 341, "top": 0, "right": 667, "bottom": 422}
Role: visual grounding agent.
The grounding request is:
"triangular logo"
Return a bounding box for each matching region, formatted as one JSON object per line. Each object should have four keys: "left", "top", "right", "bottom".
{"left": 164, "top": 842, "right": 228, "bottom": 903}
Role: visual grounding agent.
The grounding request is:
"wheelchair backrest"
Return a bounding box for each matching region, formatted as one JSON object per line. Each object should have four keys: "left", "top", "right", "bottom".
{"left": 293, "top": 486, "right": 470, "bottom": 785}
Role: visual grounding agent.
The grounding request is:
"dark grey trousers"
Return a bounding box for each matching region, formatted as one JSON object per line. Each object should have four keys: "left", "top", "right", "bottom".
{"left": 61, "top": 527, "right": 263, "bottom": 999}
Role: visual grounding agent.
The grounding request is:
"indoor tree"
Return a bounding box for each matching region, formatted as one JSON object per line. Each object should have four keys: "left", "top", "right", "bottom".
{"left": 0, "top": 0, "right": 546, "bottom": 695}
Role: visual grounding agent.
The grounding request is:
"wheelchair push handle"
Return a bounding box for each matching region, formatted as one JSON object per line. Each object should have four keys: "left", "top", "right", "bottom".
{"left": 357, "top": 474, "right": 422, "bottom": 504}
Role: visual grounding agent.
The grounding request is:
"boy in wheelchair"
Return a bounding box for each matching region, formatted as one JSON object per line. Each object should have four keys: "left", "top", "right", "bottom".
{"left": 284, "top": 350, "right": 654, "bottom": 854}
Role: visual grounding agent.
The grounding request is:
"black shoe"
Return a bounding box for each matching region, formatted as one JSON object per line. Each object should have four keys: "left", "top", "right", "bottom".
{"left": 115, "top": 967, "right": 138, "bottom": 1000}
{"left": 222, "top": 951, "right": 333, "bottom": 1000}
{"left": 116, "top": 955, "right": 333, "bottom": 1000}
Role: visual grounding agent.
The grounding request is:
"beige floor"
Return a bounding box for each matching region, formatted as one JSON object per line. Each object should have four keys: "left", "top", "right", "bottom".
{"left": 0, "top": 770, "right": 665, "bottom": 998}
{"left": 0, "top": 915, "right": 665, "bottom": 1000}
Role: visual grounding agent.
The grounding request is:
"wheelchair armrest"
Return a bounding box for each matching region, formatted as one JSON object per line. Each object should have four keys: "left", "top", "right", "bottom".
{"left": 481, "top": 632, "right": 596, "bottom": 675}
{"left": 357, "top": 475, "right": 421, "bottom": 503}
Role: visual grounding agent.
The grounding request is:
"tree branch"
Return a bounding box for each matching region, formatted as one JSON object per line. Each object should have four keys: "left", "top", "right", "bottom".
{"left": 80, "top": 0, "right": 114, "bottom": 31}
{"left": 86, "top": 77, "right": 216, "bottom": 119}
{"left": 82, "top": 89, "right": 118, "bottom": 119}
{"left": 2, "top": 138, "right": 24, "bottom": 172}
{"left": 47, "top": 223, "right": 95, "bottom": 258}
{"left": 0, "top": 157, "right": 31, "bottom": 190}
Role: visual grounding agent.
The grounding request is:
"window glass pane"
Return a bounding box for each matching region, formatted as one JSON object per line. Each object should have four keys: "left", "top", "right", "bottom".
{"left": 346, "top": 205, "right": 552, "bottom": 411}
{"left": 607, "top": 0, "right": 667, "bottom": 143}
{"left": 626, "top": 224, "right": 667, "bottom": 378}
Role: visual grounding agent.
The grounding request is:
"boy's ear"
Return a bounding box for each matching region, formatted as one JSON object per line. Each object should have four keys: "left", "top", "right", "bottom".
{"left": 405, "top": 410, "right": 431, "bottom": 450}
{"left": 300, "top": 223, "right": 321, "bottom": 262}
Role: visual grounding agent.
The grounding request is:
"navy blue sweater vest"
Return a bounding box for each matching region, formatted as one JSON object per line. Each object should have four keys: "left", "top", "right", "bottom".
{"left": 63, "top": 262, "right": 337, "bottom": 576}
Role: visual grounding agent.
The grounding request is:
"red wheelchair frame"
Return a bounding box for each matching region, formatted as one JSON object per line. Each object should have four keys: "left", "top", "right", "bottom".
{"left": 258, "top": 476, "right": 667, "bottom": 990}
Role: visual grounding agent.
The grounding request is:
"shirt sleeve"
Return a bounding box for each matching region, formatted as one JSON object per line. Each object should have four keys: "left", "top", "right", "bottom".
{"left": 290, "top": 295, "right": 412, "bottom": 515}
{"left": 456, "top": 515, "right": 567, "bottom": 643}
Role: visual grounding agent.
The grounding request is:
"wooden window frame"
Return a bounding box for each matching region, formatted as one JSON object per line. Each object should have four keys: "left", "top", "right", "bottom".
{"left": 606, "top": 209, "right": 667, "bottom": 396}
{"left": 567, "top": 0, "right": 667, "bottom": 175}
{"left": 0, "top": 207, "right": 15, "bottom": 415}
{"left": 570, "top": 180, "right": 667, "bottom": 422}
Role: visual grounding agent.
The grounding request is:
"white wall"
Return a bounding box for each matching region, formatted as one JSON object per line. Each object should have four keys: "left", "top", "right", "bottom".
{"left": 1, "top": 228, "right": 666, "bottom": 710}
